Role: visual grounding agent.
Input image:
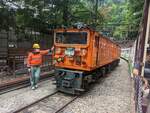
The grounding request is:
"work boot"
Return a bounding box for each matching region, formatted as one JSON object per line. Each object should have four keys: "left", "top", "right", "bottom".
{"left": 35, "top": 84, "right": 38, "bottom": 88}
{"left": 52, "top": 81, "right": 57, "bottom": 85}
{"left": 32, "top": 86, "right": 35, "bottom": 90}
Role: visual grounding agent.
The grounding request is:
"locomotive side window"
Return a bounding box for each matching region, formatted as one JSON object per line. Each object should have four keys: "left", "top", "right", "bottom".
{"left": 55, "top": 32, "right": 87, "bottom": 44}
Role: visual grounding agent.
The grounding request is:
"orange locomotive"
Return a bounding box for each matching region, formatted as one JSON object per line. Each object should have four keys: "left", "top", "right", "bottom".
{"left": 54, "top": 26, "right": 121, "bottom": 94}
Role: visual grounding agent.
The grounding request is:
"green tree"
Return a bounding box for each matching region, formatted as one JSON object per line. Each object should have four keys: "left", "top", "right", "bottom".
{"left": 101, "top": 0, "right": 144, "bottom": 40}
{"left": 0, "top": 1, "right": 16, "bottom": 31}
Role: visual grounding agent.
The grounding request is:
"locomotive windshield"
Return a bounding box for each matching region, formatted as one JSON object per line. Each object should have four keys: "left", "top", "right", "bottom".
{"left": 55, "top": 32, "right": 87, "bottom": 44}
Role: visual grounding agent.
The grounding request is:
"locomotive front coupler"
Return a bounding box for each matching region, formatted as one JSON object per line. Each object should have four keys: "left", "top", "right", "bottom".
{"left": 54, "top": 68, "right": 85, "bottom": 95}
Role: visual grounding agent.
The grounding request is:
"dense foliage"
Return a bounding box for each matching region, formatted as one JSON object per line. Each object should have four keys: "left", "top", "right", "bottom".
{"left": 102, "top": 0, "right": 144, "bottom": 39}
{"left": 0, "top": 0, "right": 145, "bottom": 40}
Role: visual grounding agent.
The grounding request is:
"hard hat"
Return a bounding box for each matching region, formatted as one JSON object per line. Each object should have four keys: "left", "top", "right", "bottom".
{"left": 33, "top": 43, "right": 40, "bottom": 49}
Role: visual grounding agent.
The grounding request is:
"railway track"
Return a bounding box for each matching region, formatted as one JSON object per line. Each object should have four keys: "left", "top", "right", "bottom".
{"left": 0, "top": 71, "right": 55, "bottom": 95}
{"left": 12, "top": 91, "right": 78, "bottom": 113}
{"left": 55, "top": 95, "right": 78, "bottom": 113}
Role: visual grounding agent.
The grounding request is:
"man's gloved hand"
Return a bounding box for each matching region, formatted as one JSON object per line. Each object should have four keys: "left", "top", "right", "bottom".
{"left": 48, "top": 49, "right": 53, "bottom": 55}
{"left": 28, "top": 68, "right": 31, "bottom": 72}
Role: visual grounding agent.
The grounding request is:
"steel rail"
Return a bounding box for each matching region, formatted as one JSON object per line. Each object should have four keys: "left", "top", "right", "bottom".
{"left": 0, "top": 73, "right": 55, "bottom": 95}
{"left": 12, "top": 91, "right": 59, "bottom": 113}
{"left": 0, "top": 70, "right": 54, "bottom": 88}
{"left": 0, "top": 84, "right": 30, "bottom": 95}
{"left": 55, "top": 96, "right": 78, "bottom": 113}
{"left": 12, "top": 91, "right": 78, "bottom": 113}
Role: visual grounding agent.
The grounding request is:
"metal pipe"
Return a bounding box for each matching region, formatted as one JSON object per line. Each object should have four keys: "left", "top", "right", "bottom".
{"left": 142, "top": 2, "right": 150, "bottom": 76}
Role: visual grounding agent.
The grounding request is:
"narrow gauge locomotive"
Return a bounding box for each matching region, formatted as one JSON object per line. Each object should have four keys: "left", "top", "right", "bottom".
{"left": 53, "top": 26, "right": 121, "bottom": 95}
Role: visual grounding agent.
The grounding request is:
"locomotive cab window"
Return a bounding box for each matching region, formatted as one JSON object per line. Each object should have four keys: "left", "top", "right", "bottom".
{"left": 55, "top": 32, "right": 87, "bottom": 44}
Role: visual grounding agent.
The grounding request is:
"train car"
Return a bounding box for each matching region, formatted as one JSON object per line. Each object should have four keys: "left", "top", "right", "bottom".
{"left": 53, "top": 26, "right": 121, "bottom": 94}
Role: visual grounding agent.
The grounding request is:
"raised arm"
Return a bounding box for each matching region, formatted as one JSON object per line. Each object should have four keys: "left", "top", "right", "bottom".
{"left": 40, "top": 46, "right": 54, "bottom": 55}
{"left": 40, "top": 50, "right": 50, "bottom": 55}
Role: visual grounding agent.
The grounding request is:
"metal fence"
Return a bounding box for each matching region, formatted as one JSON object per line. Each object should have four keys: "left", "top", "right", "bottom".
{"left": 133, "top": 0, "right": 150, "bottom": 113}
{"left": 0, "top": 30, "right": 54, "bottom": 76}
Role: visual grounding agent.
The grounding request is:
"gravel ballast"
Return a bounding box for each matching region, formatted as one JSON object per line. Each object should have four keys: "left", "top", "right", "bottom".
{"left": 62, "top": 59, "right": 133, "bottom": 113}
{"left": 0, "top": 59, "right": 133, "bottom": 113}
{"left": 0, "top": 79, "right": 56, "bottom": 113}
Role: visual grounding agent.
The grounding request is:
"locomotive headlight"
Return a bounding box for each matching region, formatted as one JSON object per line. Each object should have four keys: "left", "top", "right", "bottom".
{"left": 81, "top": 48, "right": 87, "bottom": 56}
{"left": 65, "top": 48, "right": 75, "bottom": 57}
{"left": 57, "top": 57, "right": 64, "bottom": 62}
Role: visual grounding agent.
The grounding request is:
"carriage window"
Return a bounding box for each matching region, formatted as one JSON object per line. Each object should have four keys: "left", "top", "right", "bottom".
{"left": 55, "top": 32, "right": 87, "bottom": 44}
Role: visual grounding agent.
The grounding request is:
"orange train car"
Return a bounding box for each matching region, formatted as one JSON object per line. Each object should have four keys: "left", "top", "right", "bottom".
{"left": 53, "top": 26, "right": 121, "bottom": 94}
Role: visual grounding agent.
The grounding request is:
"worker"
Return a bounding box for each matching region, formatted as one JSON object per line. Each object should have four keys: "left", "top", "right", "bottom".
{"left": 27, "top": 43, "right": 51, "bottom": 90}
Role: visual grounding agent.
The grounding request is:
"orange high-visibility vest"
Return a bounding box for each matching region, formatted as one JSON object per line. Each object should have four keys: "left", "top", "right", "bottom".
{"left": 27, "top": 50, "right": 49, "bottom": 66}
